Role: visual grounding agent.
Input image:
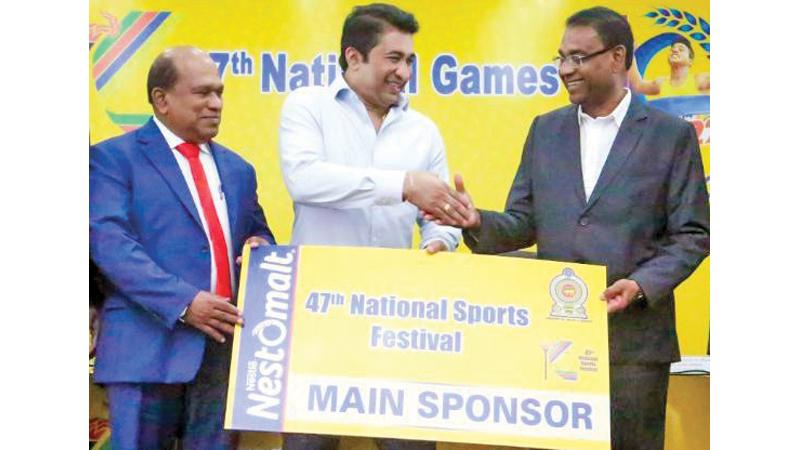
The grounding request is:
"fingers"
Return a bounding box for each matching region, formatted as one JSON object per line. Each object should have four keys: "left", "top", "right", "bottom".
{"left": 601, "top": 280, "right": 635, "bottom": 314}
{"left": 213, "top": 308, "right": 244, "bottom": 325}
{"left": 425, "top": 240, "right": 447, "bottom": 254}
{"left": 454, "top": 173, "right": 466, "bottom": 194}
{"left": 438, "top": 199, "right": 470, "bottom": 226}
{"left": 606, "top": 297, "right": 626, "bottom": 314}
{"left": 208, "top": 318, "right": 236, "bottom": 335}
{"left": 185, "top": 292, "right": 243, "bottom": 341}
{"left": 246, "top": 236, "right": 269, "bottom": 247}
{"left": 211, "top": 298, "right": 242, "bottom": 320}
{"left": 197, "top": 324, "right": 227, "bottom": 343}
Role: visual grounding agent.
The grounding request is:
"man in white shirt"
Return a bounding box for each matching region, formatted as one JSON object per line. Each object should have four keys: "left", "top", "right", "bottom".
{"left": 277, "top": 3, "right": 461, "bottom": 450}
{"left": 278, "top": 3, "right": 464, "bottom": 256}
{"left": 425, "top": 7, "right": 709, "bottom": 450}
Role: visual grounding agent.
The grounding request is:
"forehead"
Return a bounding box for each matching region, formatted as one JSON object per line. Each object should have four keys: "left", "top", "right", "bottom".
{"left": 559, "top": 25, "right": 604, "bottom": 54}
{"left": 672, "top": 42, "right": 690, "bottom": 51}
{"left": 371, "top": 27, "right": 414, "bottom": 55}
{"left": 173, "top": 54, "right": 222, "bottom": 87}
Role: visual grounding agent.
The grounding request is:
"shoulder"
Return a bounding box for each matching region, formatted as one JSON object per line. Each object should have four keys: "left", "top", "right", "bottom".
{"left": 92, "top": 128, "right": 138, "bottom": 152}
{"left": 402, "top": 107, "right": 441, "bottom": 135}
{"left": 283, "top": 85, "right": 330, "bottom": 109}
{"left": 90, "top": 127, "right": 146, "bottom": 167}
{"left": 641, "top": 102, "right": 694, "bottom": 135}
{"left": 531, "top": 103, "right": 575, "bottom": 130}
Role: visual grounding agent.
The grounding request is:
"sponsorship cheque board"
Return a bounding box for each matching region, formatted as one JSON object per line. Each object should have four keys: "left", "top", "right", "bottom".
{"left": 226, "top": 245, "right": 610, "bottom": 449}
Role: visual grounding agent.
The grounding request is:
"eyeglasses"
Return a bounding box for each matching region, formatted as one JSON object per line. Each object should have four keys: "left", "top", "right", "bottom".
{"left": 553, "top": 46, "right": 617, "bottom": 68}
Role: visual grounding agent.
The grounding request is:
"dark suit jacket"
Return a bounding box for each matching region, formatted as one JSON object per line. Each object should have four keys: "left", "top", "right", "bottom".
{"left": 90, "top": 118, "right": 275, "bottom": 383}
{"left": 465, "top": 97, "right": 709, "bottom": 364}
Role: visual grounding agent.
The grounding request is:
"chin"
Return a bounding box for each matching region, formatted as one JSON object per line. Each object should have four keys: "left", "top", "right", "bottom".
{"left": 568, "top": 93, "right": 585, "bottom": 105}
{"left": 201, "top": 130, "right": 219, "bottom": 141}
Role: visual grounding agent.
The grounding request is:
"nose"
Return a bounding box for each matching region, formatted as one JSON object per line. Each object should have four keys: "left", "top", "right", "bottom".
{"left": 396, "top": 60, "right": 412, "bottom": 82}
{"left": 208, "top": 91, "right": 223, "bottom": 110}
{"left": 559, "top": 60, "right": 576, "bottom": 78}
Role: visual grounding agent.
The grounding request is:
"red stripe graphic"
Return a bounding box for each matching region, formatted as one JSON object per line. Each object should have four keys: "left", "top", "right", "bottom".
{"left": 93, "top": 12, "right": 157, "bottom": 79}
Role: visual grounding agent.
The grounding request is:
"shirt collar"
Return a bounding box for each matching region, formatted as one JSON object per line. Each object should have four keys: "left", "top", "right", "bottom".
{"left": 329, "top": 73, "right": 410, "bottom": 112}
{"left": 152, "top": 116, "right": 211, "bottom": 154}
{"left": 577, "top": 88, "right": 631, "bottom": 127}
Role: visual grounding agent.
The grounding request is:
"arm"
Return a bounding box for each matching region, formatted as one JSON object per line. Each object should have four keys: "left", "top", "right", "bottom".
{"left": 628, "top": 58, "right": 663, "bottom": 96}
{"left": 417, "top": 126, "right": 462, "bottom": 251}
{"left": 89, "top": 145, "right": 199, "bottom": 329}
{"left": 628, "top": 121, "right": 710, "bottom": 305}
{"left": 696, "top": 73, "right": 710, "bottom": 92}
{"left": 278, "top": 92, "right": 405, "bottom": 209}
{"left": 464, "top": 118, "right": 539, "bottom": 254}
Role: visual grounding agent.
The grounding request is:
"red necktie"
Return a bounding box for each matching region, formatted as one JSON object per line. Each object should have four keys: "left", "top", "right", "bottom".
{"left": 176, "top": 142, "right": 232, "bottom": 299}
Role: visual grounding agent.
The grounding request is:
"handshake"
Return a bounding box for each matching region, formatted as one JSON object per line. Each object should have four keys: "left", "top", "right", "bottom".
{"left": 402, "top": 171, "right": 481, "bottom": 230}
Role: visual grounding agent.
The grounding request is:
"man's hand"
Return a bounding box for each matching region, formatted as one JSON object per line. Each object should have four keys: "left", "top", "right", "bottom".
{"left": 602, "top": 279, "right": 642, "bottom": 313}
{"left": 236, "top": 236, "right": 272, "bottom": 265}
{"left": 403, "top": 171, "right": 470, "bottom": 225}
{"left": 183, "top": 291, "right": 243, "bottom": 343}
{"left": 422, "top": 174, "right": 481, "bottom": 229}
{"left": 424, "top": 240, "right": 448, "bottom": 254}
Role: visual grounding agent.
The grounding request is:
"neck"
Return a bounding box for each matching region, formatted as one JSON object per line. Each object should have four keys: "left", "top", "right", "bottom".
{"left": 154, "top": 118, "right": 206, "bottom": 145}
{"left": 670, "top": 65, "right": 690, "bottom": 85}
{"left": 365, "top": 104, "right": 390, "bottom": 121}
{"left": 343, "top": 71, "right": 390, "bottom": 130}
{"left": 581, "top": 87, "right": 626, "bottom": 118}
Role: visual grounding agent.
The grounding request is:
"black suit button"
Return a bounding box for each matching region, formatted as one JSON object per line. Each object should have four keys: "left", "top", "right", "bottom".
{"left": 200, "top": 246, "right": 209, "bottom": 253}
{"left": 579, "top": 217, "right": 590, "bottom": 226}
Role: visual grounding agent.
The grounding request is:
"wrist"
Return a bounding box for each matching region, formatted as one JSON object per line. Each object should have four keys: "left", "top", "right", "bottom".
{"left": 402, "top": 171, "right": 413, "bottom": 202}
{"left": 630, "top": 282, "right": 647, "bottom": 306}
{"left": 178, "top": 306, "right": 189, "bottom": 323}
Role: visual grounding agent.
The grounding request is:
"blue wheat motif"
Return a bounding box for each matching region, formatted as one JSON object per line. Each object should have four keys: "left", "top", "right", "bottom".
{"left": 645, "top": 8, "right": 711, "bottom": 57}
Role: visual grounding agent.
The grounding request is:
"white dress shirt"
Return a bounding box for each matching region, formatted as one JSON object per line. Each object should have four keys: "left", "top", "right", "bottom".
{"left": 278, "top": 74, "right": 461, "bottom": 250}
{"left": 153, "top": 116, "right": 234, "bottom": 294}
{"left": 578, "top": 89, "right": 632, "bottom": 200}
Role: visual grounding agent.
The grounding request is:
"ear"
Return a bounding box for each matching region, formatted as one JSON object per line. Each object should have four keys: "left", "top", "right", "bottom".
{"left": 611, "top": 46, "right": 627, "bottom": 73}
{"left": 344, "top": 46, "right": 365, "bottom": 70}
{"left": 151, "top": 88, "right": 168, "bottom": 115}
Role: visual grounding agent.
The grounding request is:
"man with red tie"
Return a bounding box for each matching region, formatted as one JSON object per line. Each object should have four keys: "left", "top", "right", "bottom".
{"left": 90, "top": 46, "right": 275, "bottom": 450}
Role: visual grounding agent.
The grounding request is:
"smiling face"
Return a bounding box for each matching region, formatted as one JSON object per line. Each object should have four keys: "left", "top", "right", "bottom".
{"left": 557, "top": 25, "right": 625, "bottom": 116}
{"left": 344, "top": 26, "right": 415, "bottom": 114}
{"left": 152, "top": 49, "right": 224, "bottom": 143}
{"left": 669, "top": 42, "right": 693, "bottom": 68}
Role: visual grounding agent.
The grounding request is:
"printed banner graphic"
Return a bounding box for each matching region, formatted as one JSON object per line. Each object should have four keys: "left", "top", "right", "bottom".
{"left": 226, "top": 245, "right": 610, "bottom": 449}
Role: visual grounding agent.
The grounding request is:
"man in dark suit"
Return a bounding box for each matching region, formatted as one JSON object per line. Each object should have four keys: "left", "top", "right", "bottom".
{"left": 90, "top": 46, "right": 275, "bottom": 450}
{"left": 427, "top": 7, "right": 709, "bottom": 450}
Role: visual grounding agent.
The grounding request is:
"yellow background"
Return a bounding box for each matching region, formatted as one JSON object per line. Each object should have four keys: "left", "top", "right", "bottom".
{"left": 89, "top": 0, "right": 710, "bottom": 357}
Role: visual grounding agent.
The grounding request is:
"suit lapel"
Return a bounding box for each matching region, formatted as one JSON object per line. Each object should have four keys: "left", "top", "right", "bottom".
{"left": 558, "top": 105, "right": 588, "bottom": 205}
{"left": 584, "top": 98, "right": 648, "bottom": 211}
{"left": 210, "top": 142, "right": 240, "bottom": 244}
{"left": 138, "top": 119, "right": 204, "bottom": 229}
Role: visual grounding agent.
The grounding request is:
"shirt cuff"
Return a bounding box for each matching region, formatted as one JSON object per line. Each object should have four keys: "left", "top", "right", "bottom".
{"left": 368, "top": 169, "right": 406, "bottom": 206}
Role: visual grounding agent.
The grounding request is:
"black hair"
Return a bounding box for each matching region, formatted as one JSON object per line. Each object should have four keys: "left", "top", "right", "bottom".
{"left": 672, "top": 35, "right": 695, "bottom": 60}
{"left": 146, "top": 52, "right": 179, "bottom": 104}
{"left": 339, "top": 3, "right": 419, "bottom": 71}
{"left": 566, "top": 6, "right": 634, "bottom": 69}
